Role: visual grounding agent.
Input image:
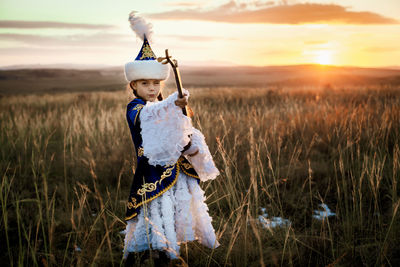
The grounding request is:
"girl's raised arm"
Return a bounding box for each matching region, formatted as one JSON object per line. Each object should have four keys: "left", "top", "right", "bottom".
{"left": 139, "top": 89, "right": 193, "bottom": 167}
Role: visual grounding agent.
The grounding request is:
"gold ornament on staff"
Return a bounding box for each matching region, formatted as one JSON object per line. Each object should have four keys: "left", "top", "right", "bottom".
{"left": 157, "top": 49, "right": 187, "bottom": 116}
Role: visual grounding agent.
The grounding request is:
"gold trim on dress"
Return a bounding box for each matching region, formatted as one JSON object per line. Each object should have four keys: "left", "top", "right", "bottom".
{"left": 180, "top": 161, "right": 193, "bottom": 169}
{"left": 125, "top": 212, "right": 137, "bottom": 220}
{"left": 137, "top": 147, "right": 144, "bottom": 157}
{"left": 127, "top": 197, "right": 138, "bottom": 209}
{"left": 178, "top": 157, "right": 200, "bottom": 179}
{"left": 125, "top": 163, "right": 180, "bottom": 221}
{"left": 137, "top": 164, "right": 175, "bottom": 195}
{"left": 132, "top": 104, "right": 144, "bottom": 125}
{"left": 180, "top": 167, "right": 200, "bottom": 179}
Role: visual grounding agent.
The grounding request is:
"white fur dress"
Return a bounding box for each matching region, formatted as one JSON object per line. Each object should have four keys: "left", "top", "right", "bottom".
{"left": 123, "top": 90, "right": 220, "bottom": 259}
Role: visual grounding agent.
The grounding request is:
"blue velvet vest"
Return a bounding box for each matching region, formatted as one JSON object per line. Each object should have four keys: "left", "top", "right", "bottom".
{"left": 125, "top": 98, "right": 199, "bottom": 221}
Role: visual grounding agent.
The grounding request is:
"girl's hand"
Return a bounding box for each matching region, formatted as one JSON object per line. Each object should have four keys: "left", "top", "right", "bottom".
{"left": 175, "top": 93, "right": 188, "bottom": 108}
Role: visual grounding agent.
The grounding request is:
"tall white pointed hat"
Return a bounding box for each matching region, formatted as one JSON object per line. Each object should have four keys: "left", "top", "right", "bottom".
{"left": 124, "top": 12, "right": 169, "bottom": 82}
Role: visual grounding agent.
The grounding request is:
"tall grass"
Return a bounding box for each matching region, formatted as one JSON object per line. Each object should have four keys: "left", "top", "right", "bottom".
{"left": 1, "top": 86, "right": 399, "bottom": 266}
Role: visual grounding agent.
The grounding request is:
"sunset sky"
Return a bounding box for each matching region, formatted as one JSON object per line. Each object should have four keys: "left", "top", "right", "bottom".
{"left": 0, "top": 0, "right": 399, "bottom": 68}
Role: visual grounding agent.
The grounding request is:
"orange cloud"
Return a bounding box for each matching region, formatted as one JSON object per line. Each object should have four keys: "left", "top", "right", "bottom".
{"left": 0, "top": 20, "right": 115, "bottom": 29}
{"left": 149, "top": 1, "right": 399, "bottom": 24}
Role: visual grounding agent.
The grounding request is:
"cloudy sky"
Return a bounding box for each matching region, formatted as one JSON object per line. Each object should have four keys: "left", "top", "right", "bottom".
{"left": 0, "top": 0, "right": 399, "bottom": 68}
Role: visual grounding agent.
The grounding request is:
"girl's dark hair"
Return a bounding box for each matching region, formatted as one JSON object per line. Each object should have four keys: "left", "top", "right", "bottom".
{"left": 157, "top": 92, "right": 163, "bottom": 101}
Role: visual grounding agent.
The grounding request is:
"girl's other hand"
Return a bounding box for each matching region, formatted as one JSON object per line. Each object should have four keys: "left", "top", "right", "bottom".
{"left": 175, "top": 93, "right": 188, "bottom": 108}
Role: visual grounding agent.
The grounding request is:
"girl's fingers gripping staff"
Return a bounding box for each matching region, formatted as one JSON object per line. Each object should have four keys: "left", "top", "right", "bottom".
{"left": 175, "top": 93, "right": 188, "bottom": 108}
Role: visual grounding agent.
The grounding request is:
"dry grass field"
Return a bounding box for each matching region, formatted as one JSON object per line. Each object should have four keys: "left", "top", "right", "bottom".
{"left": 1, "top": 75, "right": 400, "bottom": 266}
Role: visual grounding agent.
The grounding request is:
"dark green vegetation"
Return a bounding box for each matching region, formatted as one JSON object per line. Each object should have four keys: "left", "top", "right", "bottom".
{"left": 0, "top": 69, "right": 400, "bottom": 266}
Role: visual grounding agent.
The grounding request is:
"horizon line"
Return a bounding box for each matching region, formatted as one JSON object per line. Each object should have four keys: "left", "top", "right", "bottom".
{"left": 1, "top": 62, "right": 400, "bottom": 71}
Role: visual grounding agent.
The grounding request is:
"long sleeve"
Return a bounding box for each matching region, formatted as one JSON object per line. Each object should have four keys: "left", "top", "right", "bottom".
{"left": 185, "top": 128, "right": 220, "bottom": 181}
{"left": 139, "top": 90, "right": 193, "bottom": 166}
{"left": 139, "top": 90, "right": 220, "bottom": 181}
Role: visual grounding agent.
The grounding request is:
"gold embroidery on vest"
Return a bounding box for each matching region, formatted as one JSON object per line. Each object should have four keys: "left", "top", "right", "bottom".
{"left": 132, "top": 104, "right": 144, "bottom": 111}
{"left": 125, "top": 164, "right": 180, "bottom": 221}
{"left": 180, "top": 161, "right": 193, "bottom": 170}
{"left": 137, "top": 164, "right": 175, "bottom": 195}
{"left": 177, "top": 157, "right": 199, "bottom": 179}
{"left": 132, "top": 104, "right": 144, "bottom": 125}
{"left": 137, "top": 147, "right": 144, "bottom": 157}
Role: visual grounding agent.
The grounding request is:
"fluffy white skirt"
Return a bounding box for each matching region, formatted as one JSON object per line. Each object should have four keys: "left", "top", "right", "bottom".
{"left": 123, "top": 172, "right": 220, "bottom": 259}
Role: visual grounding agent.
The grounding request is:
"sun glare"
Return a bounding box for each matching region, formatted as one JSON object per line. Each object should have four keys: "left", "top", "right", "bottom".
{"left": 313, "top": 50, "right": 333, "bottom": 65}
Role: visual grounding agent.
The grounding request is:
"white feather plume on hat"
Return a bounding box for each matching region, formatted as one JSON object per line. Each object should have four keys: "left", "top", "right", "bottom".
{"left": 124, "top": 12, "right": 169, "bottom": 82}
{"left": 128, "top": 11, "right": 153, "bottom": 42}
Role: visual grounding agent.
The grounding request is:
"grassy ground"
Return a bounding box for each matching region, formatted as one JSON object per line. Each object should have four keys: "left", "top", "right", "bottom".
{"left": 1, "top": 85, "right": 400, "bottom": 266}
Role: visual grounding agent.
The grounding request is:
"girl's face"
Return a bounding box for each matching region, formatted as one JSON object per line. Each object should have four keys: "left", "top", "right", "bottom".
{"left": 131, "top": 79, "right": 161, "bottom": 102}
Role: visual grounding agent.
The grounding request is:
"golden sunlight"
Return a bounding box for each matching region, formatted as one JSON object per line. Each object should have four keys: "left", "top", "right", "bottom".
{"left": 313, "top": 50, "right": 334, "bottom": 65}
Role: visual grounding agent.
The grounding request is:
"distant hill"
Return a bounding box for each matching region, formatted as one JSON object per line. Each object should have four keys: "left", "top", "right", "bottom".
{"left": 0, "top": 67, "right": 126, "bottom": 95}
{"left": 179, "top": 64, "right": 400, "bottom": 87}
{"left": 1, "top": 64, "right": 399, "bottom": 95}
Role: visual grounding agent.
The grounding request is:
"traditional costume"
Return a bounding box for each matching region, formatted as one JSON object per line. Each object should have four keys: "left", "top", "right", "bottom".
{"left": 122, "top": 12, "right": 220, "bottom": 260}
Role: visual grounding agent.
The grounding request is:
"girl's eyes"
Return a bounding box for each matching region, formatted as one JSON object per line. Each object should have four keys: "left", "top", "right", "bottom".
{"left": 140, "top": 81, "right": 159, "bottom": 85}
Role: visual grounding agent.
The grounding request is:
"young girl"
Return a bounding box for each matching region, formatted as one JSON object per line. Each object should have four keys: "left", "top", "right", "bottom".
{"left": 122, "top": 13, "right": 220, "bottom": 265}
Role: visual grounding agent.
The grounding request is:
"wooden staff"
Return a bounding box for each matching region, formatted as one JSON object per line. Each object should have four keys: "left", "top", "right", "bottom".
{"left": 157, "top": 49, "right": 187, "bottom": 116}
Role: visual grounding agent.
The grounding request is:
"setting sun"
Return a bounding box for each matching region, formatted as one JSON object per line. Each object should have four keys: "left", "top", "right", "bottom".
{"left": 313, "top": 50, "right": 334, "bottom": 65}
